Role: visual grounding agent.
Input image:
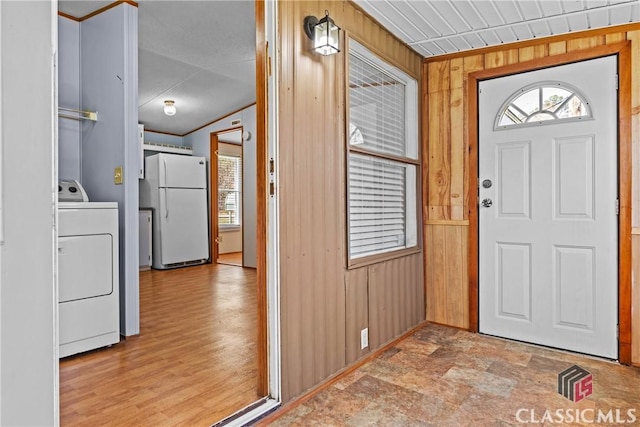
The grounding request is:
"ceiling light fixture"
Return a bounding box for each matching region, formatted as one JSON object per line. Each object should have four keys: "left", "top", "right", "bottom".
{"left": 163, "top": 100, "right": 176, "bottom": 116}
{"left": 304, "top": 10, "right": 340, "bottom": 56}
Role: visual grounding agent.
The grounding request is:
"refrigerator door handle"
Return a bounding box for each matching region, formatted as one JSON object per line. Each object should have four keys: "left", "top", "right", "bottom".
{"left": 163, "top": 158, "right": 168, "bottom": 187}
{"left": 164, "top": 188, "right": 169, "bottom": 218}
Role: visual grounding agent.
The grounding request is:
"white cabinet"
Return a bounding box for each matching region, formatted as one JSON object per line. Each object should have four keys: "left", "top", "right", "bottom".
{"left": 139, "top": 209, "right": 152, "bottom": 270}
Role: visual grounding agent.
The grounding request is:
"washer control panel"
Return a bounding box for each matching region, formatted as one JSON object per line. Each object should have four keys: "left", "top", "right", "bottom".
{"left": 58, "top": 179, "right": 89, "bottom": 202}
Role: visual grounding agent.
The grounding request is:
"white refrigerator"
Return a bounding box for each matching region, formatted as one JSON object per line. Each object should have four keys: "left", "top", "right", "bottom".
{"left": 140, "top": 153, "right": 209, "bottom": 269}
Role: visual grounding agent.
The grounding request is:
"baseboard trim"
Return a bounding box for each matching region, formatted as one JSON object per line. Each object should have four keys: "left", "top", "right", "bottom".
{"left": 255, "top": 320, "right": 429, "bottom": 426}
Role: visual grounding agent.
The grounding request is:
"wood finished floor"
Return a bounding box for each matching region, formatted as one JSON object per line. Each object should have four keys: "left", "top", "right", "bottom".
{"left": 218, "top": 251, "right": 243, "bottom": 267}
{"left": 267, "top": 323, "right": 640, "bottom": 426}
{"left": 60, "top": 263, "right": 260, "bottom": 426}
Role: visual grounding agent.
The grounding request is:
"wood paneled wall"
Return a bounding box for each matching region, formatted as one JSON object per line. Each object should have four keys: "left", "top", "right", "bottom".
{"left": 277, "top": 1, "right": 423, "bottom": 402}
{"left": 423, "top": 25, "right": 640, "bottom": 364}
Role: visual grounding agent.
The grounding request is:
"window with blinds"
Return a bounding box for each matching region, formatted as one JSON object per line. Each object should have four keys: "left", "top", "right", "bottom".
{"left": 218, "top": 154, "right": 242, "bottom": 227}
{"left": 347, "top": 40, "right": 418, "bottom": 262}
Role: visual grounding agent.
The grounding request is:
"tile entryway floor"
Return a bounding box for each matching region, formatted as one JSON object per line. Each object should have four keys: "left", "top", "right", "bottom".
{"left": 266, "top": 324, "right": 640, "bottom": 426}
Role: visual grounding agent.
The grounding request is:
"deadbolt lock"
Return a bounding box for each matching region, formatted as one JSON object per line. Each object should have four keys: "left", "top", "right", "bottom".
{"left": 482, "top": 179, "right": 492, "bottom": 189}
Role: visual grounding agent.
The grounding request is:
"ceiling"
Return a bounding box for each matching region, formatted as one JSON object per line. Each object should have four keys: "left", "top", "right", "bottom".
{"left": 354, "top": 0, "right": 640, "bottom": 57}
{"left": 58, "top": 1, "right": 639, "bottom": 135}
{"left": 58, "top": 1, "right": 256, "bottom": 136}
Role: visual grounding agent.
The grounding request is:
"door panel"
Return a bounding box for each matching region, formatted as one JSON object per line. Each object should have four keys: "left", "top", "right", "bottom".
{"left": 479, "top": 56, "right": 618, "bottom": 358}
{"left": 497, "top": 141, "right": 531, "bottom": 218}
{"left": 159, "top": 188, "right": 209, "bottom": 265}
{"left": 59, "top": 235, "right": 113, "bottom": 302}
{"left": 553, "top": 136, "right": 594, "bottom": 219}
{"left": 158, "top": 153, "right": 207, "bottom": 189}
{"left": 553, "top": 245, "right": 595, "bottom": 330}
{"left": 496, "top": 242, "right": 531, "bottom": 321}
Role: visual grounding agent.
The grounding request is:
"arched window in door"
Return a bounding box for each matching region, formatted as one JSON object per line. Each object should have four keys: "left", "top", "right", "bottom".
{"left": 495, "top": 81, "right": 592, "bottom": 130}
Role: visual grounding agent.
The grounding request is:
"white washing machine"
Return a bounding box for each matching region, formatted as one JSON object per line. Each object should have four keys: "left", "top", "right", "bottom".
{"left": 58, "top": 201, "right": 120, "bottom": 358}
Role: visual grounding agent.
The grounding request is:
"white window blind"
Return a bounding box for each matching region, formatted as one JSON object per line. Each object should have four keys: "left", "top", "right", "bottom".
{"left": 347, "top": 40, "right": 418, "bottom": 261}
{"left": 218, "top": 154, "right": 242, "bottom": 227}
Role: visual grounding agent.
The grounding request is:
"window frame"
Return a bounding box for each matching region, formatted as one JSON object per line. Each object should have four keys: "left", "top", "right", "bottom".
{"left": 217, "top": 151, "right": 242, "bottom": 231}
{"left": 346, "top": 38, "right": 421, "bottom": 269}
{"left": 494, "top": 80, "right": 593, "bottom": 131}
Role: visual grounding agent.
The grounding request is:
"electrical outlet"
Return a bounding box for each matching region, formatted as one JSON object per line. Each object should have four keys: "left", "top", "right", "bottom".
{"left": 360, "top": 328, "right": 369, "bottom": 350}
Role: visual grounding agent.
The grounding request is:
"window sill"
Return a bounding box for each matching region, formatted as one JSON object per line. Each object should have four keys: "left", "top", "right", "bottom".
{"left": 347, "top": 246, "right": 422, "bottom": 270}
{"left": 219, "top": 225, "right": 241, "bottom": 232}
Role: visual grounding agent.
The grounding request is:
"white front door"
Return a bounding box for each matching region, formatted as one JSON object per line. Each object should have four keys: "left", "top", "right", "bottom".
{"left": 478, "top": 57, "right": 618, "bottom": 359}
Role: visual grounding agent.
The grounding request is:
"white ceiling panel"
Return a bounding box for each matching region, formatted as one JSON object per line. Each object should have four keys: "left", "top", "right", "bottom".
{"left": 540, "top": 1, "right": 564, "bottom": 16}
{"left": 517, "top": 1, "right": 543, "bottom": 20}
{"left": 548, "top": 16, "right": 572, "bottom": 34}
{"left": 562, "top": 0, "right": 587, "bottom": 13}
{"left": 354, "top": 0, "right": 640, "bottom": 58}
{"left": 450, "top": 2, "right": 489, "bottom": 28}
{"left": 497, "top": 1, "right": 524, "bottom": 23}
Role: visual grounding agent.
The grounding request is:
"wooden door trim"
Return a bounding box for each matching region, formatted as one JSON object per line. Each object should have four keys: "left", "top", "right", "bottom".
{"left": 467, "top": 41, "right": 633, "bottom": 364}
{"left": 209, "top": 133, "right": 220, "bottom": 264}
{"left": 255, "top": 0, "right": 268, "bottom": 396}
{"left": 210, "top": 127, "right": 245, "bottom": 267}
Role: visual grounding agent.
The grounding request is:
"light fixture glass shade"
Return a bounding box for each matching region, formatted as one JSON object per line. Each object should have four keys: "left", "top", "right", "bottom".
{"left": 313, "top": 12, "right": 340, "bottom": 56}
{"left": 164, "top": 100, "right": 176, "bottom": 116}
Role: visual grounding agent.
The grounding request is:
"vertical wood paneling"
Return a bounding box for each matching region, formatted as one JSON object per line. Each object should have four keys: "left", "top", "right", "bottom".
{"left": 566, "top": 35, "right": 605, "bottom": 51}
{"left": 427, "top": 60, "right": 450, "bottom": 92}
{"left": 450, "top": 87, "right": 464, "bottom": 220}
{"left": 606, "top": 32, "right": 627, "bottom": 44}
{"left": 548, "top": 41, "right": 567, "bottom": 55}
{"left": 278, "top": 0, "right": 422, "bottom": 403}
{"left": 368, "top": 254, "right": 424, "bottom": 349}
{"left": 428, "top": 89, "right": 451, "bottom": 220}
{"left": 484, "top": 49, "right": 518, "bottom": 69}
{"left": 518, "top": 45, "right": 548, "bottom": 62}
{"left": 425, "top": 225, "right": 468, "bottom": 328}
{"left": 345, "top": 268, "right": 369, "bottom": 365}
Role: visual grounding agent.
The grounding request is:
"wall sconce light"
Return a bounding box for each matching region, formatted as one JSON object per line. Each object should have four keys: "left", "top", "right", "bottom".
{"left": 304, "top": 10, "right": 340, "bottom": 56}
{"left": 164, "top": 100, "right": 176, "bottom": 116}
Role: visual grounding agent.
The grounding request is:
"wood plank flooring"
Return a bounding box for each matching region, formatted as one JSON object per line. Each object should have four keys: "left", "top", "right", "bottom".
{"left": 218, "top": 251, "right": 243, "bottom": 267}
{"left": 60, "top": 263, "right": 260, "bottom": 426}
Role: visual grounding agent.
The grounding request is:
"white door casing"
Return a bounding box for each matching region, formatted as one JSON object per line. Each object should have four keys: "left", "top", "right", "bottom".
{"left": 478, "top": 57, "right": 618, "bottom": 359}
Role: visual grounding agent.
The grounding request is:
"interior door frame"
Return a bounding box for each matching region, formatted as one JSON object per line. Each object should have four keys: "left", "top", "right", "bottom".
{"left": 210, "top": 127, "right": 244, "bottom": 266}
{"left": 467, "top": 41, "right": 632, "bottom": 364}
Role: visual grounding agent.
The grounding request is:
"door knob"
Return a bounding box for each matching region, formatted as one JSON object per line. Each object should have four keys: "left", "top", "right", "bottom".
{"left": 482, "top": 198, "right": 493, "bottom": 208}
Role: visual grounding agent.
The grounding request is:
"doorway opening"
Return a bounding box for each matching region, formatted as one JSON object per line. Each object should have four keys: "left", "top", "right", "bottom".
{"left": 467, "top": 42, "right": 633, "bottom": 363}
{"left": 211, "top": 128, "right": 247, "bottom": 267}
{"left": 56, "top": 1, "right": 272, "bottom": 424}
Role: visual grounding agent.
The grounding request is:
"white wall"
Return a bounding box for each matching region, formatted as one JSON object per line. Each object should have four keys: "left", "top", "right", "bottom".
{"left": 143, "top": 130, "right": 184, "bottom": 146}
{"left": 80, "top": 3, "right": 139, "bottom": 335}
{"left": 0, "top": 1, "right": 57, "bottom": 425}
{"left": 58, "top": 16, "right": 80, "bottom": 180}
{"left": 184, "top": 105, "right": 257, "bottom": 268}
